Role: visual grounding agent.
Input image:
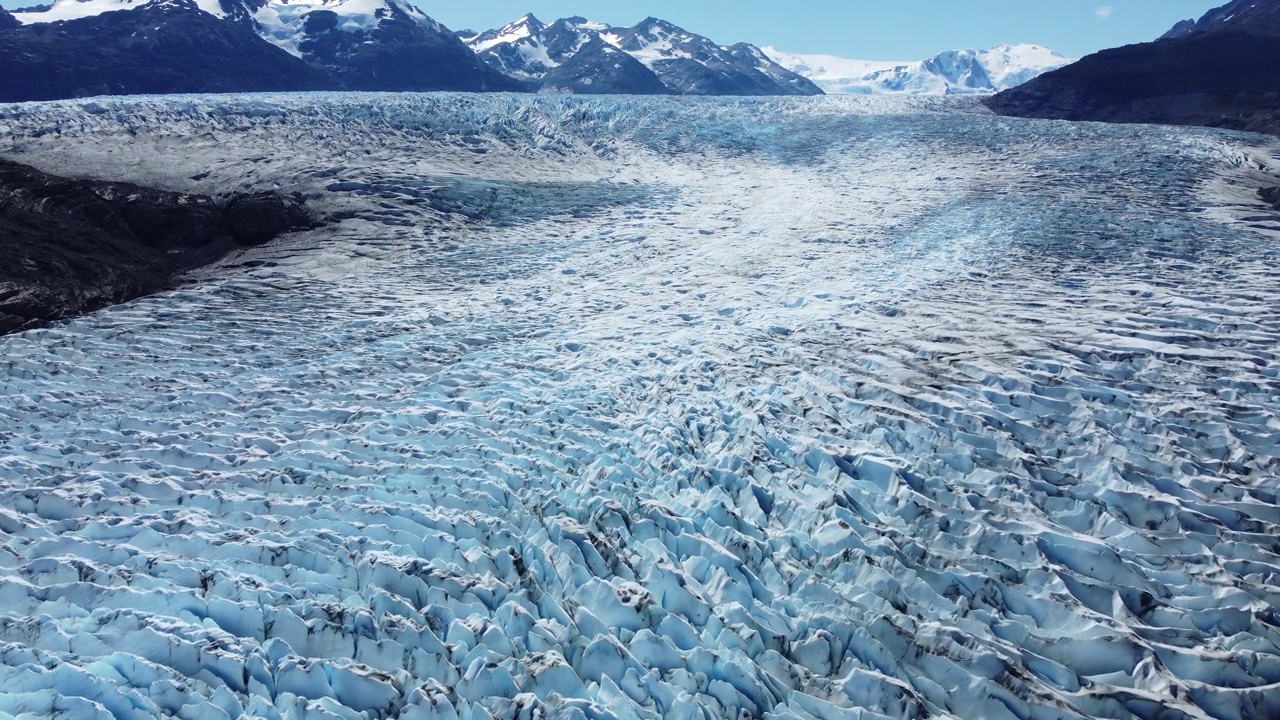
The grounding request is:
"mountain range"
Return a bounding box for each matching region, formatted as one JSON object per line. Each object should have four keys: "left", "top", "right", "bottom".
{"left": 0, "top": 0, "right": 519, "bottom": 101}
{"left": 458, "top": 14, "right": 822, "bottom": 96}
{"left": 0, "top": 0, "right": 828, "bottom": 100}
{"left": 764, "top": 44, "right": 1073, "bottom": 95}
{"left": 0, "top": 0, "right": 1071, "bottom": 102}
{"left": 988, "top": 0, "right": 1280, "bottom": 135}
{"left": 5, "top": 0, "right": 1268, "bottom": 140}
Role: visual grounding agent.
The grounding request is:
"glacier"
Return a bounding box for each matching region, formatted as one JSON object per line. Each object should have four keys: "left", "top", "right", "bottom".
{"left": 0, "top": 93, "right": 1279, "bottom": 720}
{"left": 763, "top": 45, "right": 1074, "bottom": 96}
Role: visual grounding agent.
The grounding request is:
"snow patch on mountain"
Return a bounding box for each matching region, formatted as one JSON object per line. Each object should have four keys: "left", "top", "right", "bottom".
{"left": 12, "top": 0, "right": 226, "bottom": 23}
{"left": 251, "top": 0, "right": 443, "bottom": 57}
{"left": 759, "top": 48, "right": 907, "bottom": 93}
{"left": 979, "top": 43, "right": 1073, "bottom": 87}
{"left": 12, "top": 0, "right": 444, "bottom": 42}
{"left": 459, "top": 13, "right": 545, "bottom": 53}
{"left": 766, "top": 43, "right": 1073, "bottom": 95}
{"left": 465, "top": 14, "right": 824, "bottom": 96}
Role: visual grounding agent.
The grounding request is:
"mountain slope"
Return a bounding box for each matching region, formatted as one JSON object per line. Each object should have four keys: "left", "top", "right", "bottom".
{"left": 246, "top": 0, "right": 523, "bottom": 92}
{"left": 539, "top": 36, "right": 674, "bottom": 95}
{"left": 10, "top": 0, "right": 226, "bottom": 23}
{"left": 609, "top": 17, "right": 821, "bottom": 96}
{"left": 0, "top": 5, "right": 20, "bottom": 30}
{"left": 987, "top": 0, "right": 1280, "bottom": 134}
{"left": 9, "top": 0, "right": 523, "bottom": 95}
{"left": 464, "top": 14, "right": 823, "bottom": 96}
{"left": 461, "top": 13, "right": 545, "bottom": 53}
{"left": 1160, "top": 0, "right": 1280, "bottom": 38}
{"left": 0, "top": 0, "right": 337, "bottom": 102}
{"left": 765, "top": 44, "right": 1072, "bottom": 95}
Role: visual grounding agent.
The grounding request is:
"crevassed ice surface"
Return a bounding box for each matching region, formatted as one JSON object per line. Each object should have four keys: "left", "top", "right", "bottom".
{"left": 1, "top": 94, "right": 1279, "bottom": 720}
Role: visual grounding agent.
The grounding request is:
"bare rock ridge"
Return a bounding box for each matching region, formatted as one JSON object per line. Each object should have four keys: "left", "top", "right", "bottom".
{"left": 0, "top": 5, "right": 19, "bottom": 30}
{"left": 986, "top": 0, "right": 1280, "bottom": 135}
{"left": 0, "top": 158, "right": 312, "bottom": 334}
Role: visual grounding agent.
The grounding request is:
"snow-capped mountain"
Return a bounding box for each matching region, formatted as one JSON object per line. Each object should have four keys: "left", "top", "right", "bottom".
{"left": 7, "top": 0, "right": 521, "bottom": 95}
{"left": 462, "top": 12, "right": 546, "bottom": 54}
{"left": 242, "top": 0, "right": 521, "bottom": 91}
{"left": 9, "top": 0, "right": 226, "bottom": 23}
{"left": 765, "top": 43, "right": 1073, "bottom": 95}
{"left": 0, "top": 0, "right": 337, "bottom": 102}
{"left": 461, "top": 14, "right": 823, "bottom": 96}
{"left": 540, "top": 35, "right": 674, "bottom": 95}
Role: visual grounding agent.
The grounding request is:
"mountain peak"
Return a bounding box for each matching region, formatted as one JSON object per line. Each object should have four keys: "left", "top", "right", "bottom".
{"left": 504, "top": 12, "right": 545, "bottom": 33}
{"left": 634, "top": 16, "right": 678, "bottom": 32}
{"left": 464, "top": 13, "right": 823, "bottom": 96}
{"left": 463, "top": 10, "right": 548, "bottom": 52}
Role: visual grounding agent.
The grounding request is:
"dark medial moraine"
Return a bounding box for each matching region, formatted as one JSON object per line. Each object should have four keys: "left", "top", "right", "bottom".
{"left": 0, "top": 158, "right": 312, "bottom": 335}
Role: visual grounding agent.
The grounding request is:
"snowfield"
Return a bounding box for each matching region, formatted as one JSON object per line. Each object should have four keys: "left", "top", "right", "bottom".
{"left": 762, "top": 45, "right": 1074, "bottom": 95}
{"left": 0, "top": 93, "right": 1279, "bottom": 720}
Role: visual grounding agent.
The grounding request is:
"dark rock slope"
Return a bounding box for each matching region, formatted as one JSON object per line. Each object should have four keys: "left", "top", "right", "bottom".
{"left": 0, "top": 6, "right": 20, "bottom": 31}
{"left": 1161, "top": 0, "right": 1280, "bottom": 38}
{"left": 0, "top": 159, "right": 311, "bottom": 335}
{"left": 0, "top": 0, "right": 337, "bottom": 102}
{"left": 540, "top": 38, "right": 675, "bottom": 95}
{"left": 464, "top": 14, "right": 823, "bottom": 96}
{"left": 987, "top": 0, "right": 1280, "bottom": 134}
{"left": 279, "top": 0, "right": 524, "bottom": 92}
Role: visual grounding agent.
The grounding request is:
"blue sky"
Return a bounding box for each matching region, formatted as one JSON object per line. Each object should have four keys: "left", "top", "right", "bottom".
{"left": 422, "top": 1, "right": 1225, "bottom": 59}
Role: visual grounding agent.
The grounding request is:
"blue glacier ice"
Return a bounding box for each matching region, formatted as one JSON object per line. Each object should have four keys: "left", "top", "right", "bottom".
{"left": 0, "top": 93, "right": 1278, "bottom": 719}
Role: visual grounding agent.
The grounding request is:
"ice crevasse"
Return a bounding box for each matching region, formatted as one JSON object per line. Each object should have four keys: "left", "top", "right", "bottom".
{"left": 0, "top": 93, "right": 1277, "bottom": 720}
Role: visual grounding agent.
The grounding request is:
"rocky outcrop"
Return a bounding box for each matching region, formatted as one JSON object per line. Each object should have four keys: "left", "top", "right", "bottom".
{"left": 0, "top": 6, "right": 21, "bottom": 31}
{"left": 0, "top": 159, "right": 311, "bottom": 334}
{"left": 1261, "top": 186, "right": 1280, "bottom": 210}
{"left": 0, "top": 0, "right": 337, "bottom": 102}
{"left": 986, "top": 0, "right": 1280, "bottom": 135}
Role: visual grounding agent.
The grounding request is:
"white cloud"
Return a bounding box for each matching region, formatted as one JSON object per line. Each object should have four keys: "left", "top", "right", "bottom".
{"left": 1095, "top": 6, "right": 1115, "bottom": 20}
